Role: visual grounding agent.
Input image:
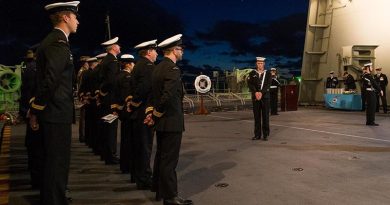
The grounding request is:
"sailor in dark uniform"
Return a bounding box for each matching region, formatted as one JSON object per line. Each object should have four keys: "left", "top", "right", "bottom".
{"left": 247, "top": 57, "right": 272, "bottom": 141}
{"left": 116, "top": 54, "right": 135, "bottom": 174}
{"left": 98, "top": 37, "right": 121, "bottom": 164}
{"left": 28, "top": 1, "right": 80, "bottom": 204}
{"left": 91, "top": 53, "right": 106, "bottom": 155}
{"left": 326, "top": 71, "right": 338, "bottom": 88}
{"left": 145, "top": 34, "right": 193, "bottom": 205}
{"left": 77, "top": 56, "right": 89, "bottom": 143}
{"left": 374, "top": 67, "right": 388, "bottom": 113}
{"left": 21, "top": 49, "right": 44, "bottom": 190}
{"left": 362, "top": 63, "right": 383, "bottom": 126}
{"left": 78, "top": 57, "right": 98, "bottom": 148}
{"left": 360, "top": 72, "right": 367, "bottom": 111}
{"left": 343, "top": 71, "right": 356, "bottom": 91}
{"left": 129, "top": 39, "right": 158, "bottom": 189}
{"left": 270, "top": 67, "right": 281, "bottom": 115}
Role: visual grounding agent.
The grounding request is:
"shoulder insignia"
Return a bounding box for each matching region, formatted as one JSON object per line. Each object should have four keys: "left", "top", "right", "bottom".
{"left": 58, "top": 39, "right": 67, "bottom": 44}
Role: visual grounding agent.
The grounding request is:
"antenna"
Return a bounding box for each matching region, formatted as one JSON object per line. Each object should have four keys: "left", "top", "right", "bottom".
{"left": 105, "top": 12, "right": 111, "bottom": 40}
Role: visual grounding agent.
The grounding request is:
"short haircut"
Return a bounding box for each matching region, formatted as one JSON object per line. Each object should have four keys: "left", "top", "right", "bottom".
{"left": 49, "top": 11, "right": 73, "bottom": 26}
{"left": 162, "top": 48, "right": 174, "bottom": 56}
{"left": 138, "top": 48, "right": 155, "bottom": 57}
{"left": 138, "top": 49, "right": 147, "bottom": 57}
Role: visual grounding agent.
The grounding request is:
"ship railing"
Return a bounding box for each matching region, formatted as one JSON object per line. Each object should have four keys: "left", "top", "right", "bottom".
{"left": 183, "top": 95, "right": 195, "bottom": 113}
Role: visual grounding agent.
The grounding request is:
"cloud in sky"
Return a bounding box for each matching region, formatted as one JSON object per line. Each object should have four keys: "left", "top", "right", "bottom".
{"left": 0, "top": 0, "right": 308, "bottom": 78}
{"left": 195, "top": 12, "right": 307, "bottom": 58}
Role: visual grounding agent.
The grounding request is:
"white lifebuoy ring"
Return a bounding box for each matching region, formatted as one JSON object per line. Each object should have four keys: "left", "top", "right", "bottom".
{"left": 194, "top": 75, "right": 212, "bottom": 94}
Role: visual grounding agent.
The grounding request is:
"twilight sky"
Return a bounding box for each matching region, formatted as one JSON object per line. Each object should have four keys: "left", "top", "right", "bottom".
{"left": 0, "top": 0, "right": 308, "bottom": 77}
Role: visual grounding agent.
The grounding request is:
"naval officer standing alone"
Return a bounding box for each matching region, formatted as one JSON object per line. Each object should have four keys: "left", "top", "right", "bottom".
{"left": 28, "top": 1, "right": 80, "bottom": 204}
{"left": 362, "top": 63, "right": 383, "bottom": 126}
{"left": 247, "top": 57, "right": 272, "bottom": 141}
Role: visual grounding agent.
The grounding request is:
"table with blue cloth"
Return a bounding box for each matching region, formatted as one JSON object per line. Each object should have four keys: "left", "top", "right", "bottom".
{"left": 323, "top": 94, "right": 362, "bottom": 110}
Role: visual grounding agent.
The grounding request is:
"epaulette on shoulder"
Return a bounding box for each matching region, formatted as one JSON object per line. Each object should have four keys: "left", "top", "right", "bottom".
{"left": 57, "top": 39, "right": 68, "bottom": 44}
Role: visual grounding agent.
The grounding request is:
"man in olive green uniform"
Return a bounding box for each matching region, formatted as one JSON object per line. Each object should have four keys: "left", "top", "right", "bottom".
{"left": 28, "top": 1, "right": 80, "bottom": 204}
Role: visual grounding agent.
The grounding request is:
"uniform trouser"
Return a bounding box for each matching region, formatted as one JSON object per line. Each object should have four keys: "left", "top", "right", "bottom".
{"left": 84, "top": 104, "right": 91, "bottom": 146}
{"left": 78, "top": 106, "right": 85, "bottom": 142}
{"left": 366, "top": 91, "right": 377, "bottom": 124}
{"left": 270, "top": 90, "right": 278, "bottom": 114}
{"left": 40, "top": 122, "right": 71, "bottom": 205}
{"left": 152, "top": 131, "right": 182, "bottom": 199}
{"left": 25, "top": 121, "right": 44, "bottom": 189}
{"left": 102, "top": 119, "right": 118, "bottom": 162}
{"left": 94, "top": 105, "right": 104, "bottom": 156}
{"left": 99, "top": 103, "right": 118, "bottom": 162}
{"left": 133, "top": 117, "right": 153, "bottom": 185}
{"left": 120, "top": 119, "right": 132, "bottom": 172}
{"left": 85, "top": 103, "right": 96, "bottom": 147}
{"left": 252, "top": 98, "right": 270, "bottom": 137}
{"left": 361, "top": 89, "right": 366, "bottom": 111}
{"left": 376, "top": 90, "right": 387, "bottom": 113}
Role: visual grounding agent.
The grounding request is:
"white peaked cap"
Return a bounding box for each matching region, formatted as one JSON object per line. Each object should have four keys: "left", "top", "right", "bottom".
{"left": 256, "top": 57, "right": 266, "bottom": 61}
{"left": 45, "top": 1, "right": 80, "bottom": 12}
{"left": 134, "top": 39, "right": 158, "bottom": 49}
{"left": 86, "top": 57, "right": 98, "bottom": 62}
{"left": 95, "top": 53, "right": 107, "bottom": 59}
{"left": 121, "top": 54, "right": 135, "bottom": 59}
{"left": 158, "top": 34, "right": 183, "bottom": 49}
{"left": 364, "top": 62, "right": 372, "bottom": 67}
{"left": 101, "top": 37, "right": 119, "bottom": 46}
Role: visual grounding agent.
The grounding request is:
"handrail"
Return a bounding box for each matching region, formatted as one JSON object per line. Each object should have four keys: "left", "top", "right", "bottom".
{"left": 230, "top": 92, "right": 245, "bottom": 105}
{"left": 183, "top": 96, "right": 194, "bottom": 112}
{"left": 206, "top": 93, "right": 221, "bottom": 107}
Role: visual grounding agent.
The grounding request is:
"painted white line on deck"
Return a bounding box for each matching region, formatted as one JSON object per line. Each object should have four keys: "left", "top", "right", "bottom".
{"left": 208, "top": 114, "right": 390, "bottom": 143}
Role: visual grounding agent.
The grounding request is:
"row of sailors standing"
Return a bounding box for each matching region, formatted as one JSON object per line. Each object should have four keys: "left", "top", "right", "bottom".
{"left": 324, "top": 64, "right": 387, "bottom": 126}
{"left": 77, "top": 35, "right": 193, "bottom": 205}
{"left": 325, "top": 66, "right": 388, "bottom": 114}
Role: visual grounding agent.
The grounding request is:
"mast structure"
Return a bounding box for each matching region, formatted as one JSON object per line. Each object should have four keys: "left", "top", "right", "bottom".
{"left": 105, "top": 12, "right": 111, "bottom": 40}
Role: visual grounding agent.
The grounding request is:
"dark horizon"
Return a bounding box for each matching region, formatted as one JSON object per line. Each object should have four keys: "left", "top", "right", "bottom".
{"left": 0, "top": 0, "right": 308, "bottom": 78}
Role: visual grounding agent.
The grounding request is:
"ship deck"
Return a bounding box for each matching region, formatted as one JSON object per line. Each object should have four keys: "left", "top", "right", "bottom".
{"left": 1, "top": 107, "right": 390, "bottom": 205}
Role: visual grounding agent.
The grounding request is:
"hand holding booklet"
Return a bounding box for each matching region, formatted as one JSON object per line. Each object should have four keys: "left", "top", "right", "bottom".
{"left": 101, "top": 114, "right": 118, "bottom": 123}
